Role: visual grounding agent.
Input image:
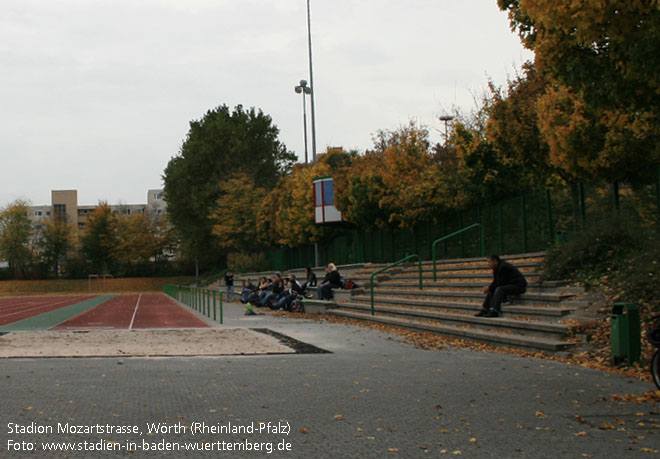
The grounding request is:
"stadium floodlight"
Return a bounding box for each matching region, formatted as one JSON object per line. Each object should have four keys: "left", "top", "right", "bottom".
{"left": 294, "top": 80, "right": 312, "bottom": 164}
{"left": 439, "top": 115, "right": 455, "bottom": 146}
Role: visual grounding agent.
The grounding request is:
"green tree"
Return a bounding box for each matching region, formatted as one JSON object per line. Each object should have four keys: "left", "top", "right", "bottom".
{"left": 163, "top": 104, "right": 296, "bottom": 267}
{"left": 38, "top": 218, "right": 74, "bottom": 277}
{"left": 0, "top": 200, "right": 33, "bottom": 278}
{"left": 81, "top": 203, "right": 118, "bottom": 274}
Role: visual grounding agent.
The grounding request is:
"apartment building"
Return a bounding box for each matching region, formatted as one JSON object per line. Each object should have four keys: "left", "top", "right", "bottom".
{"left": 29, "top": 189, "right": 167, "bottom": 234}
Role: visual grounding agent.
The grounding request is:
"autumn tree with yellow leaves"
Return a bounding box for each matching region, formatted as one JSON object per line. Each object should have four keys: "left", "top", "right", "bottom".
{"left": 264, "top": 149, "right": 355, "bottom": 247}
{"left": 335, "top": 122, "right": 447, "bottom": 230}
{"left": 211, "top": 172, "right": 268, "bottom": 251}
{"left": 498, "top": 0, "right": 660, "bottom": 184}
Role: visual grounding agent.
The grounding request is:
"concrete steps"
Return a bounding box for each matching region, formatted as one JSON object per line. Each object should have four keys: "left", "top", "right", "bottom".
{"left": 329, "top": 309, "right": 572, "bottom": 352}
{"left": 345, "top": 294, "right": 575, "bottom": 321}
{"left": 326, "top": 252, "right": 588, "bottom": 353}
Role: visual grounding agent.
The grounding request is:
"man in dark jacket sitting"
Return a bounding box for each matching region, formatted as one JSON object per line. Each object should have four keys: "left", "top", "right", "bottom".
{"left": 476, "top": 254, "right": 527, "bottom": 318}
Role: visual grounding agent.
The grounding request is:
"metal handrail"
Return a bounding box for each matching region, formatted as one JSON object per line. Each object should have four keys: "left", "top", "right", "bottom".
{"left": 432, "top": 223, "right": 485, "bottom": 281}
{"left": 370, "top": 254, "right": 422, "bottom": 316}
{"left": 167, "top": 285, "right": 224, "bottom": 324}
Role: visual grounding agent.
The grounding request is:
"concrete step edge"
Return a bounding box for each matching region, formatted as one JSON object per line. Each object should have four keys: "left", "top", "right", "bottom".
{"left": 327, "top": 309, "right": 570, "bottom": 352}
{"left": 335, "top": 302, "right": 571, "bottom": 334}
{"left": 343, "top": 297, "right": 573, "bottom": 317}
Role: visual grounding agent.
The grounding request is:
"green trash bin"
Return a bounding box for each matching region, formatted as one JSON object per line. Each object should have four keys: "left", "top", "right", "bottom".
{"left": 611, "top": 302, "right": 641, "bottom": 364}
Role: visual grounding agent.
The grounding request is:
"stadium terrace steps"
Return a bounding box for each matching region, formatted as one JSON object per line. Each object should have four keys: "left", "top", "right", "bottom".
{"left": 326, "top": 309, "right": 572, "bottom": 352}
{"left": 327, "top": 253, "right": 587, "bottom": 353}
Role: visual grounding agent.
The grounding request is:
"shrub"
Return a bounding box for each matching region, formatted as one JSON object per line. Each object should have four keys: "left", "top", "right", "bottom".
{"left": 543, "top": 215, "right": 660, "bottom": 317}
{"left": 542, "top": 216, "right": 645, "bottom": 283}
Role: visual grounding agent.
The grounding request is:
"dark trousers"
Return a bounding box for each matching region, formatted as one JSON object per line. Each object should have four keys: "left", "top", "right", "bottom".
{"left": 483, "top": 284, "right": 526, "bottom": 312}
{"left": 317, "top": 283, "right": 340, "bottom": 300}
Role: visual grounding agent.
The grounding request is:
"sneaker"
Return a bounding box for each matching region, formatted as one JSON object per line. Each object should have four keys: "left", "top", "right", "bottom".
{"left": 485, "top": 310, "right": 499, "bottom": 318}
{"left": 475, "top": 309, "right": 489, "bottom": 317}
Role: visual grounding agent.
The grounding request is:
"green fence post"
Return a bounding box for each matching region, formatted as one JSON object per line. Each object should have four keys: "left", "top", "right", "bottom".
{"left": 613, "top": 180, "right": 620, "bottom": 212}
{"left": 213, "top": 290, "right": 217, "bottom": 321}
{"left": 546, "top": 190, "right": 554, "bottom": 246}
{"left": 657, "top": 164, "right": 660, "bottom": 219}
{"left": 219, "top": 291, "right": 224, "bottom": 324}
{"left": 521, "top": 193, "right": 528, "bottom": 253}
{"left": 459, "top": 213, "right": 465, "bottom": 258}
{"left": 579, "top": 182, "right": 586, "bottom": 225}
{"left": 498, "top": 201, "right": 504, "bottom": 253}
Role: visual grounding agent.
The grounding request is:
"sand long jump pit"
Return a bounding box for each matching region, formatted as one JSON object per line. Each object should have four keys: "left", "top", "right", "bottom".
{"left": 0, "top": 293, "right": 330, "bottom": 358}
{"left": 0, "top": 328, "right": 313, "bottom": 358}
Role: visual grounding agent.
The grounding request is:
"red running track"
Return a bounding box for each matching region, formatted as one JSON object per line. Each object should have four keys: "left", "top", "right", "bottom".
{"left": 53, "top": 293, "right": 209, "bottom": 330}
{"left": 0, "top": 295, "right": 95, "bottom": 326}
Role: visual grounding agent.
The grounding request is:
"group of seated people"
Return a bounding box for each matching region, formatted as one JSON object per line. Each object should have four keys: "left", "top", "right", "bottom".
{"left": 239, "top": 263, "right": 343, "bottom": 311}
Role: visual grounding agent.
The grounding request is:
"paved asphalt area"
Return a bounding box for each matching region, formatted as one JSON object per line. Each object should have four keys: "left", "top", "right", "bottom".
{"left": 1, "top": 301, "right": 659, "bottom": 458}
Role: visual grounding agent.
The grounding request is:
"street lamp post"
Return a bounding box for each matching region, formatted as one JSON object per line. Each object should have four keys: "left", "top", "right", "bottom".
{"left": 306, "top": 0, "right": 317, "bottom": 163}
{"left": 439, "top": 115, "right": 454, "bottom": 146}
{"left": 294, "top": 80, "right": 312, "bottom": 164}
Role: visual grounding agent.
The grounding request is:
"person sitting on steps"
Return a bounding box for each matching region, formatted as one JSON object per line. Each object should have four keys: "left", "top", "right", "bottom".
{"left": 275, "top": 274, "right": 304, "bottom": 310}
{"left": 317, "top": 263, "right": 342, "bottom": 301}
{"left": 475, "top": 254, "right": 527, "bottom": 318}
{"left": 301, "top": 266, "right": 317, "bottom": 297}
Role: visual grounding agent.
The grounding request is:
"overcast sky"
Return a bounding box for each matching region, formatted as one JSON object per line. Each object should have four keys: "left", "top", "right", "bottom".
{"left": 1, "top": 0, "right": 532, "bottom": 208}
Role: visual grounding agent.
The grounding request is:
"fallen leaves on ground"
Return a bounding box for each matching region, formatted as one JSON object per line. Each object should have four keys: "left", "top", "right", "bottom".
{"left": 308, "top": 314, "right": 658, "bottom": 389}
{"left": 610, "top": 390, "right": 660, "bottom": 403}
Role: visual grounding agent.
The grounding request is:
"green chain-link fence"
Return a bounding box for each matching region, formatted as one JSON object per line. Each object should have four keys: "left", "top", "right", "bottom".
{"left": 266, "top": 179, "right": 660, "bottom": 271}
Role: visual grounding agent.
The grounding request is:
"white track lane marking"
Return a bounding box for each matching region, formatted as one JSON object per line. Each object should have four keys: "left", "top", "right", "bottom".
{"left": 128, "top": 294, "right": 142, "bottom": 330}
